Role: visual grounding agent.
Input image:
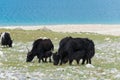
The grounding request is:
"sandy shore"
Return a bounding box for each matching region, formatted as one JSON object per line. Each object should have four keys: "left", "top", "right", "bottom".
{"left": 1, "top": 24, "right": 120, "bottom": 36}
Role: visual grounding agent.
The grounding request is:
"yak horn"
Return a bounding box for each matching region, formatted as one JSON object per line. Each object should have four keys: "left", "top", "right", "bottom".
{"left": 26, "top": 46, "right": 30, "bottom": 52}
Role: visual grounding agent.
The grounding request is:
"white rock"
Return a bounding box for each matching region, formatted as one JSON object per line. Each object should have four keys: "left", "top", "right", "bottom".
{"left": 0, "top": 51, "right": 4, "bottom": 57}
{"left": 104, "top": 37, "right": 110, "bottom": 41}
{"left": 56, "top": 68, "right": 64, "bottom": 71}
{"left": 110, "top": 68, "right": 118, "bottom": 74}
{"left": 116, "top": 50, "right": 120, "bottom": 54}
{"left": 26, "top": 72, "right": 31, "bottom": 78}
{"left": 101, "top": 72, "right": 106, "bottom": 76}
{"left": 0, "top": 73, "right": 5, "bottom": 78}
{"left": 101, "top": 53, "right": 105, "bottom": 55}
{"left": 54, "top": 37, "right": 58, "bottom": 40}
{"left": 43, "top": 37, "right": 48, "bottom": 39}
{"left": 0, "top": 63, "right": 3, "bottom": 66}
{"left": 114, "top": 74, "right": 120, "bottom": 79}
{"left": 85, "top": 64, "right": 95, "bottom": 68}
{"left": 11, "top": 76, "right": 19, "bottom": 80}
{"left": 88, "top": 77, "right": 97, "bottom": 80}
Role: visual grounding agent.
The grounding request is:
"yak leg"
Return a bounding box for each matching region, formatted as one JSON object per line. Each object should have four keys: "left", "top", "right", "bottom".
{"left": 38, "top": 58, "right": 45, "bottom": 63}
{"left": 81, "top": 58, "right": 86, "bottom": 65}
{"left": 37, "top": 55, "right": 44, "bottom": 63}
{"left": 38, "top": 59, "right": 41, "bottom": 63}
{"left": 69, "top": 59, "right": 73, "bottom": 65}
{"left": 44, "top": 58, "right": 47, "bottom": 63}
{"left": 42, "top": 58, "right": 45, "bottom": 62}
{"left": 68, "top": 55, "right": 73, "bottom": 65}
{"left": 86, "top": 59, "right": 89, "bottom": 64}
{"left": 49, "top": 57, "right": 52, "bottom": 62}
{"left": 86, "top": 58, "right": 91, "bottom": 64}
{"left": 76, "top": 59, "right": 80, "bottom": 65}
{"left": 36, "top": 53, "right": 40, "bottom": 63}
{"left": 38, "top": 57, "right": 43, "bottom": 63}
{"left": 88, "top": 58, "right": 91, "bottom": 64}
{"left": 60, "top": 59, "right": 63, "bottom": 65}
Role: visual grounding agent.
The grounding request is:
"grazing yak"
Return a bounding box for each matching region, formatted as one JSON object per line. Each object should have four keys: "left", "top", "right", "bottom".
{"left": 0, "top": 32, "right": 13, "bottom": 47}
{"left": 26, "top": 38, "right": 54, "bottom": 63}
{"left": 53, "top": 37, "right": 95, "bottom": 65}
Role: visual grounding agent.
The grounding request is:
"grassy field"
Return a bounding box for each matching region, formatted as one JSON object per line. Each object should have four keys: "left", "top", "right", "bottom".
{"left": 0, "top": 29, "right": 120, "bottom": 80}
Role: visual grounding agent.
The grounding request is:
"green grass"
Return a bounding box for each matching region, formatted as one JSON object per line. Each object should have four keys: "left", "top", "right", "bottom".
{"left": 0, "top": 29, "right": 120, "bottom": 79}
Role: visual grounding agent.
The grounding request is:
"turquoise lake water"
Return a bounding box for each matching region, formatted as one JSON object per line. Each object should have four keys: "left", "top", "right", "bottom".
{"left": 0, "top": 0, "right": 120, "bottom": 25}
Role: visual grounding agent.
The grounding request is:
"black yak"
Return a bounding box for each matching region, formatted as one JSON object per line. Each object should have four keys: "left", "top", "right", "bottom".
{"left": 26, "top": 38, "right": 54, "bottom": 63}
{"left": 0, "top": 32, "right": 13, "bottom": 47}
{"left": 53, "top": 37, "right": 95, "bottom": 65}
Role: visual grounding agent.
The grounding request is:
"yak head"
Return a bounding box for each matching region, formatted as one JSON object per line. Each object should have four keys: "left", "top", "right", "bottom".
{"left": 53, "top": 52, "right": 60, "bottom": 65}
{"left": 26, "top": 48, "right": 35, "bottom": 62}
{"left": 26, "top": 52, "right": 35, "bottom": 62}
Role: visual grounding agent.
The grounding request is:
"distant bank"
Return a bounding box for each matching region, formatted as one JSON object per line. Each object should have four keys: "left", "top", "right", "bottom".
{"left": 0, "top": 24, "right": 120, "bottom": 36}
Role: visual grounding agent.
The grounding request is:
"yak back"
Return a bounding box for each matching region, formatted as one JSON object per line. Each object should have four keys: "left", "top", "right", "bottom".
{"left": 66, "top": 38, "right": 86, "bottom": 51}
{"left": 31, "top": 38, "right": 54, "bottom": 54}
{"left": 59, "top": 36, "right": 72, "bottom": 48}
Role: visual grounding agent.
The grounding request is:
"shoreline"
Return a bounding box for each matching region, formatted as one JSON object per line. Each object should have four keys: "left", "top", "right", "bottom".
{"left": 0, "top": 24, "right": 120, "bottom": 36}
